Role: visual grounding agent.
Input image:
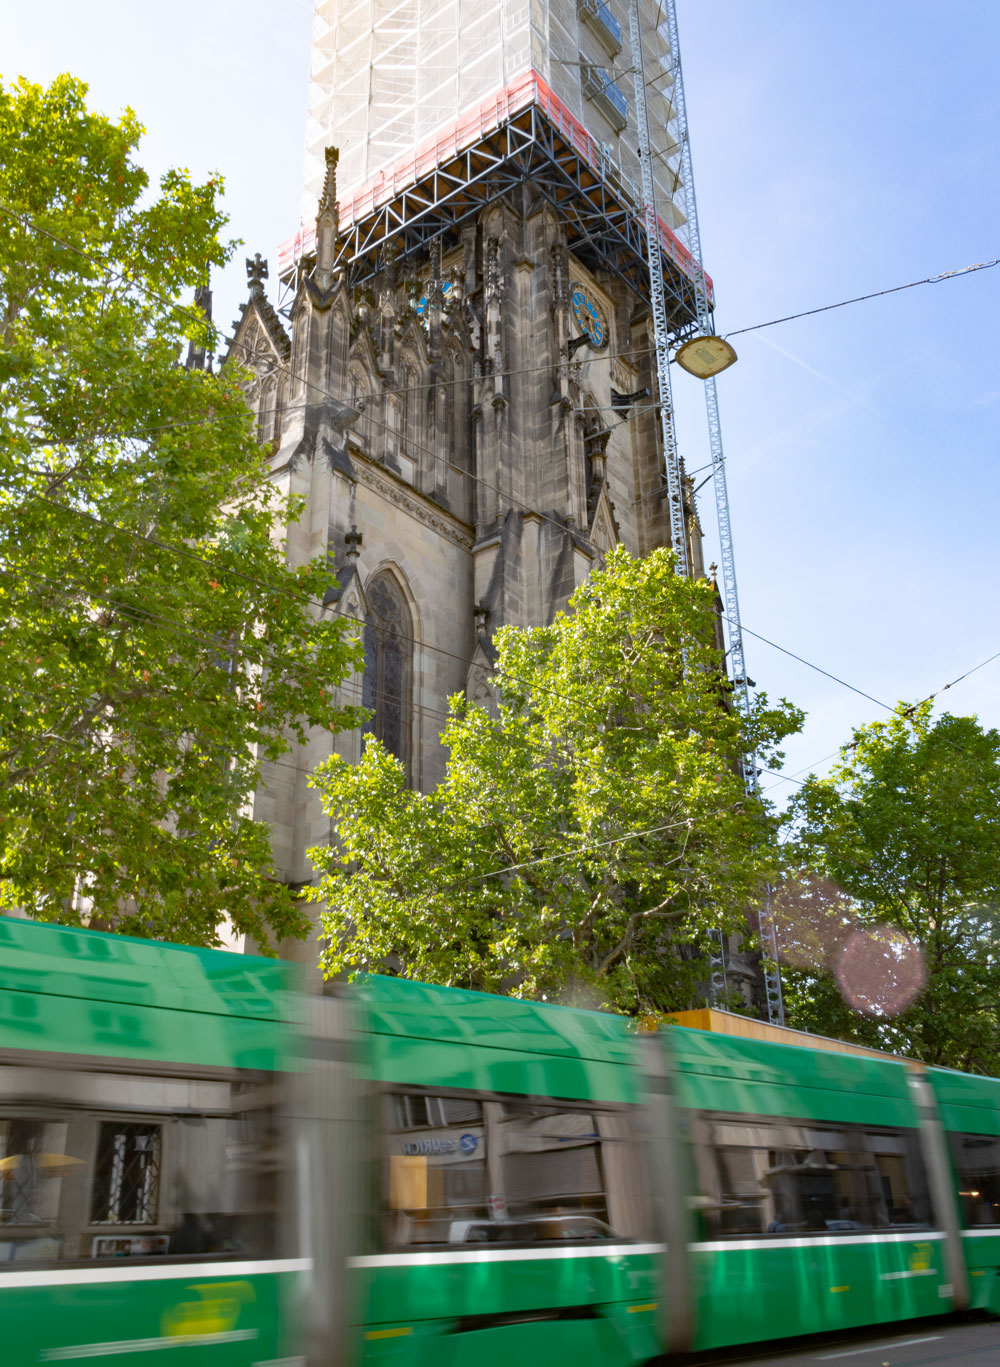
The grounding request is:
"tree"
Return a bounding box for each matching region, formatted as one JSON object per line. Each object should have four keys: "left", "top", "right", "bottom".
{"left": 0, "top": 76, "right": 364, "bottom": 947}
{"left": 309, "top": 546, "right": 802, "bottom": 1013}
{"left": 780, "top": 702, "right": 1000, "bottom": 1071}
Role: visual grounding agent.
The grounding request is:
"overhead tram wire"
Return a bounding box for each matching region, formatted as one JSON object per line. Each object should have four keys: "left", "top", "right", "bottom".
{"left": 730, "top": 613, "right": 1000, "bottom": 723}
{"left": 230, "top": 251, "right": 1000, "bottom": 409}
{"left": 23, "top": 406, "right": 996, "bottom": 774}
{"left": 724, "top": 616, "right": 893, "bottom": 714}
{"left": 7, "top": 543, "right": 728, "bottom": 758}
{"left": 1, "top": 557, "right": 465, "bottom": 732}
{"left": 921, "top": 645, "right": 1000, "bottom": 705}
{"left": 0, "top": 667, "right": 761, "bottom": 892}
{"left": 11, "top": 208, "right": 998, "bottom": 735}
{"left": 16, "top": 488, "right": 495, "bottom": 680}
{"left": 19, "top": 220, "right": 997, "bottom": 854}
{"left": 12, "top": 505, "right": 873, "bottom": 863}
{"left": 16, "top": 481, "right": 633, "bottom": 742}
{"left": 7, "top": 199, "right": 995, "bottom": 416}
{"left": 437, "top": 808, "right": 736, "bottom": 892}
{"left": 8, "top": 198, "right": 996, "bottom": 510}
{"left": 723, "top": 259, "right": 1000, "bottom": 341}
{"left": 30, "top": 363, "right": 991, "bottom": 772}
{"left": 3, "top": 667, "right": 459, "bottom": 783}
{"left": 0, "top": 197, "right": 660, "bottom": 408}
{"left": 737, "top": 623, "right": 1000, "bottom": 784}
{"left": 8, "top": 546, "right": 705, "bottom": 754}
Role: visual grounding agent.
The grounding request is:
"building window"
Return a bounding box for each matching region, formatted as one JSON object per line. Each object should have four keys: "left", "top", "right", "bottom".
{"left": 0, "top": 1118, "right": 66, "bottom": 1229}
{"left": 362, "top": 573, "right": 413, "bottom": 768}
{"left": 91, "top": 1122, "right": 162, "bottom": 1226}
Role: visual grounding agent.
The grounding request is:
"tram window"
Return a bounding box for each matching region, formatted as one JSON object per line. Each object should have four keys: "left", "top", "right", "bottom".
{"left": 949, "top": 1132, "right": 1000, "bottom": 1226}
{"left": 860, "top": 1129, "right": 931, "bottom": 1228}
{"left": 383, "top": 1090, "right": 489, "bottom": 1246}
{"left": 0, "top": 1117, "right": 72, "bottom": 1262}
{"left": 500, "top": 1101, "right": 614, "bottom": 1235}
{"left": 693, "top": 1113, "right": 928, "bottom": 1238}
{"left": 381, "top": 1089, "right": 637, "bottom": 1248}
{"left": 0, "top": 1064, "right": 285, "bottom": 1268}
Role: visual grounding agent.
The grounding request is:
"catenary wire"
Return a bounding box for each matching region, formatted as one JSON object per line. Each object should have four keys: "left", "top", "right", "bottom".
{"left": 10, "top": 196, "right": 997, "bottom": 417}
{"left": 0, "top": 194, "right": 664, "bottom": 409}
{"left": 731, "top": 610, "right": 999, "bottom": 729}
{"left": 11, "top": 191, "right": 995, "bottom": 898}
{"left": 19, "top": 414, "right": 993, "bottom": 782}
{"left": 4, "top": 555, "right": 727, "bottom": 765}
{"left": 8, "top": 202, "right": 997, "bottom": 766}
{"left": 722, "top": 615, "right": 893, "bottom": 713}
{"left": 723, "top": 259, "right": 1000, "bottom": 341}
{"left": 434, "top": 809, "right": 737, "bottom": 891}
{"left": 19, "top": 447, "right": 985, "bottom": 783}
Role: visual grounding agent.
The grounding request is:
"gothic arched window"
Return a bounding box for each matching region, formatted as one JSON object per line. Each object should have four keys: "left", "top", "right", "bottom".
{"left": 349, "top": 366, "right": 370, "bottom": 454}
{"left": 399, "top": 355, "right": 419, "bottom": 457}
{"left": 582, "top": 395, "right": 610, "bottom": 522}
{"left": 361, "top": 573, "right": 412, "bottom": 769}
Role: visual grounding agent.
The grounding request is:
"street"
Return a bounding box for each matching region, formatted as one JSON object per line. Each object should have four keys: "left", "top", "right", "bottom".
{"left": 679, "top": 1315, "right": 999, "bottom": 1367}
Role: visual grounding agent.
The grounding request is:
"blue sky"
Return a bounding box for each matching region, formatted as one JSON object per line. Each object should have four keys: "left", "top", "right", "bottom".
{"left": 672, "top": 1, "right": 1000, "bottom": 795}
{"left": 7, "top": 1, "right": 999, "bottom": 799}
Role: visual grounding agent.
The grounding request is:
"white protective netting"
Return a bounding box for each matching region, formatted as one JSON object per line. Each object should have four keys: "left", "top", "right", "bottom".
{"left": 302, "top": 0, "right": 682, "bottom": 228}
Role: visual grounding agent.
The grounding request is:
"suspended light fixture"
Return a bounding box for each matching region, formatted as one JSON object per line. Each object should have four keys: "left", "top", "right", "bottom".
{"left": 674, "top": 334, "right": 738, "bottom": 378}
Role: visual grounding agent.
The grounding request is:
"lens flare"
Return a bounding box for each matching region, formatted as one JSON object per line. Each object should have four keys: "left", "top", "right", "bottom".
{"left": 834, "top": 925, "right": 926, "bottom": 1017}
{"left": 771, "top": 875, "right": 854, "bottom": 972}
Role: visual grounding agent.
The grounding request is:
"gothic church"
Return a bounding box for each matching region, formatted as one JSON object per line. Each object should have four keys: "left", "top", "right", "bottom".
{"left": 226, "top": 0, "right": 718, "bottom": 980}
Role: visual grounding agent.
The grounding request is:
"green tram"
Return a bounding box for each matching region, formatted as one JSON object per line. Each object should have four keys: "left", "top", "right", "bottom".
{"left": 1, "top": 917, "right": 998, "bottom": 1363}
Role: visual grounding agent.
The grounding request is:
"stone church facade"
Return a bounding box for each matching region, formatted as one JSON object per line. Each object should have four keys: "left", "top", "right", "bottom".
{"left": 227, "top": 157, "right": 707, "bottom": 973}
{"left": 219, "top": 0, "right": 760, "bottom": 995}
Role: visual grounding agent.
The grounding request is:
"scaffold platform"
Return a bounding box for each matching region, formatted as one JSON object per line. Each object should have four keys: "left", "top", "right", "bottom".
{"left": 278, "top": 71, "right": 712, "bottom": 329}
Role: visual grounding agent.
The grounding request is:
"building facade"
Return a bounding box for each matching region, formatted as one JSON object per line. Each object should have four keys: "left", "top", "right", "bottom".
{"left": 228, "top": 0, "right": 730, "bottom": 985}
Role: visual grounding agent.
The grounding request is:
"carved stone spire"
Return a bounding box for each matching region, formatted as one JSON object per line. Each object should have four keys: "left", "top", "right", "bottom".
{"left": 185, "top": 270, "right": 214, "bottom": 371}
{"left": 246, "top": 253, "right": 268, "bottom": 299}
{"left": 315, "top": 146, "right": 341, "bottom": 290}
{"left": 429, "top": 237, "right": 443, "bottom": 301}
{"left": 426, "top": 237, "right": 445, "bottom": 356}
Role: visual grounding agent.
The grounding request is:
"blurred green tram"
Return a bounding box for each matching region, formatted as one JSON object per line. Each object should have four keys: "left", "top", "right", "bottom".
{"left": 1, "top": 918, "right": 999, "bottom": 1364}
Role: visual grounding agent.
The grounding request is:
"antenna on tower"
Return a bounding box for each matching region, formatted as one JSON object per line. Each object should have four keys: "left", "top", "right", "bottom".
{"left": 629, "top": 0, "right": 785, "bottom": 1026}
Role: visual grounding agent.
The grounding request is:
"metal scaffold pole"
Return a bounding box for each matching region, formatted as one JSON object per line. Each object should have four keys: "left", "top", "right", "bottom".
{"left": 627, "top": 0, "right": 689, "bottom": 578}
{"left": 629, "top": 0, "right": 727, "bottom": 1002}
{"left": 638, "top": 0, "right": 784, "bottom": 1025}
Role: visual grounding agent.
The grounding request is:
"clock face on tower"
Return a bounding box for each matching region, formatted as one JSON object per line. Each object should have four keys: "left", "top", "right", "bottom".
{"left": 570, "top": 284, "right": 609, "bottom": 349}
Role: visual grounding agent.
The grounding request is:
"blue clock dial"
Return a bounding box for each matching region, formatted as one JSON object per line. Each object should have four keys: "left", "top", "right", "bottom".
{"left": 416, "top": 280, "right": 454, "bottom": 317}
{"left": 570, "top": 285, "right": 609, "bottom": 348}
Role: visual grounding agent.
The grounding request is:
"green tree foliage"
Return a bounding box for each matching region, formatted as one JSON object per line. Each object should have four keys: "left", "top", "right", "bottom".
{"left": 780, "top": 703, "right": 1000, "bottom": 1071}
{"left": 0, "top": 76, "right": 363, "bottom": 947}
{"left": 309, "top": 547, "right": 802, "bottom": 1013}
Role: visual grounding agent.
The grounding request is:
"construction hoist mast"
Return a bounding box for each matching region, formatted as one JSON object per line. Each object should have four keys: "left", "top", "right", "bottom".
{"left": 629, "top": 0, "right": 785, "bottom": 1025}
{"left": 627, "top": 0, "right": 689, "bottom": 577}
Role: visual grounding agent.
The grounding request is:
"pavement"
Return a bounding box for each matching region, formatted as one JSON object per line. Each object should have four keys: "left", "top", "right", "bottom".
{"left": 675, "top": 1315, "right": 1000, "bottom": 1367}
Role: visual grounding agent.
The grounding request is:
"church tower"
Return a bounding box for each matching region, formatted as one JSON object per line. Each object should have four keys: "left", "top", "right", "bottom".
{"left": 229, "top": 0, "right": 720, "bottom": 976}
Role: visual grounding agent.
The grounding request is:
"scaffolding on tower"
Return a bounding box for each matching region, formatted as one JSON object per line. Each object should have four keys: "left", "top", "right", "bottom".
{"left": 653, "top": 0, "right": 785, "bottom": 1026}
{"left": 281, "top": 0, "right": 783, "bottom": 1023}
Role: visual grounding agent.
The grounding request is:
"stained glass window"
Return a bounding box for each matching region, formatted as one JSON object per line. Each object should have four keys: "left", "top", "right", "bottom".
{"left": 362, "top": 573, "right": 412, "bottom": 768}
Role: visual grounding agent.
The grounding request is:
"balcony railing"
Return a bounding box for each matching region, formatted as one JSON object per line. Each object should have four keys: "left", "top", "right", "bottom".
{"left": 581, "top": 58, "right": 628, "bottom": 130}
{"left": 578, "top": 0, "right": 622, "bottom": 56}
